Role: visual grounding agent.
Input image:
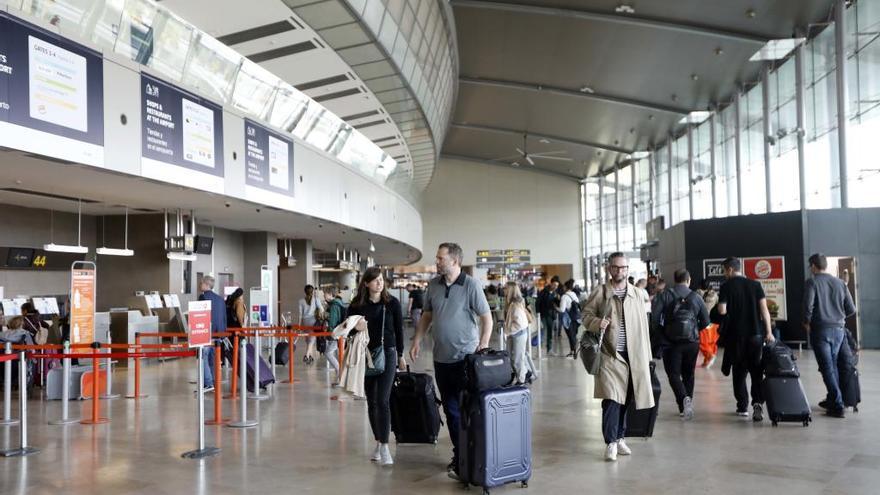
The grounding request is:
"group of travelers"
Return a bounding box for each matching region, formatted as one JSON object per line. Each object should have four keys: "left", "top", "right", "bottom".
{"left": 190, "top": 243, "right": 860, "bottom": 473}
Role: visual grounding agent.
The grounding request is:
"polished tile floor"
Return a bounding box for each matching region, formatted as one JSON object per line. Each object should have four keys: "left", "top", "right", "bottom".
{"left": 1, "top": 337, "right": 878, "bottom": 495}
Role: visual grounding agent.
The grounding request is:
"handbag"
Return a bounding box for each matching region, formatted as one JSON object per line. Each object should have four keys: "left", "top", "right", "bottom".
{"left": 577, "top": 286, "right": 610, "bottom": 376}
{"left": 365, "top": 305, "right": 386, "bottom": 377}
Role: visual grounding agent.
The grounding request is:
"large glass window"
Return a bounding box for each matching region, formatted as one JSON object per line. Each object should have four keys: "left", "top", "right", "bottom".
{"left": 767, "top": 60, "right": 801, "bottom": 211}
{"left": 634, "top": 158, "right": 651, "bottom": 247}
{"left": 583, "top": 181, "right": 602, "bottom": 257}
{"left": 654, "top": 146, "right": 670, "bottom": 225}
{"left": 617, "top": 165, "right": 634, "bottom": 250}
{"left": 715, "top": 107, "right": 738, "bottom": 217}
{"left": 601, "top": 175, "right": 618, "bottom": 253}
{"left": 671, "top": 136, "right": 690, "bottom": 225}
{"left": 846, "top": 0, "right": 880, "bottom": 207}
{"left": 805, "top": 24, "right": 841, "bottom": 209}
{"left": 692, "top": 123, "right": 713, "bottom": 219}
{"left": 740, "top": 85, "right": 767, "bottom": 214}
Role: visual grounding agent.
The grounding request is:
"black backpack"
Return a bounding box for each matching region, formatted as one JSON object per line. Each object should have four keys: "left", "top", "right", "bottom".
{"left": 664, "top": 292, "right": 698, "bottom": 343}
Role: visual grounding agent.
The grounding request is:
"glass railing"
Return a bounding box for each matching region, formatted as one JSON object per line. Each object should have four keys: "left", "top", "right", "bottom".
{"left": 9, "top": 0, "right": 403, "bottom": 188}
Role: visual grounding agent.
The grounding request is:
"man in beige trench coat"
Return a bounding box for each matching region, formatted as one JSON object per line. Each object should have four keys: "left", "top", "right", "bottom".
{"left": 582, "top": 252, "right": 655, "bottom": 461}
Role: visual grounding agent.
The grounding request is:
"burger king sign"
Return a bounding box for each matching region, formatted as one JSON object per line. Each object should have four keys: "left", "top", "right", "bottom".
{"left": 744, "top": 256, "right": 787, "bottom": 320}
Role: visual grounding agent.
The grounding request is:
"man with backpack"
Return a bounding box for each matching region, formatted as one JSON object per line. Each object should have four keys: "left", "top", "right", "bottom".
{"left": 556, "top": 279, "right": 581, "bottom": 358}
{"left": 651, "top": 269, "right": 709, "bottom": 420}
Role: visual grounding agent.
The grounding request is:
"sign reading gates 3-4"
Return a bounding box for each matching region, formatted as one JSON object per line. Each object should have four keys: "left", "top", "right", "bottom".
{"left": 140, "top": 74, "right": 224, "bottom": 193}
{"left": 245, "top": 119, "right": 294, "bottom": 195}
{"left": 0, "top": 13, "right": 104, "bottom": 167}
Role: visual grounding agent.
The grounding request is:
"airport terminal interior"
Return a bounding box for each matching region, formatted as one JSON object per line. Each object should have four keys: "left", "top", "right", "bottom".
{"left": 0, "top": 0, "right": 879, "bottom": 493}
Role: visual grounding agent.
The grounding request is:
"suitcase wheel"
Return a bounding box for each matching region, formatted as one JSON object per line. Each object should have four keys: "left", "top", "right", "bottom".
{"left": 771, "top": 420, "right": 778, "bottom": 427}
{"left": 521, "top": 481, "right": 528, "bottom": 488}
{"left": 802, "top": 420, "right": 809, "bottom": 427}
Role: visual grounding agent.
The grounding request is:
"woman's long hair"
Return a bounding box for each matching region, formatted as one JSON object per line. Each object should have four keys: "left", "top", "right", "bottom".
{"left": 351, "top": 267, "right": 390, "bottom": 307}
{"left": 226, "top": 287, "right": 244, "bottom": 308}
{"left": 504, "top": 281, "right": 534, "bottom": 324}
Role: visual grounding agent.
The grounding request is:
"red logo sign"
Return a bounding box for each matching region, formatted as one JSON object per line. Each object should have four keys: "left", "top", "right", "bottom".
{"left": 187, "top": 300, "right": 212, "bottom": 348}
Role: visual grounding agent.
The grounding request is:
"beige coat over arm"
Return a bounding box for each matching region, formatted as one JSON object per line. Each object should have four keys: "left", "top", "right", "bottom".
{"left": 581, "top": 282, "right": 655, "bottom": 410}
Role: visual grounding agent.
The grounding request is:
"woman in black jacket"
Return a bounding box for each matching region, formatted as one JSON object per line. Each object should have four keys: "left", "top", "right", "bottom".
{"left": 346, "top": 266, "right": 405, "bottom": 467}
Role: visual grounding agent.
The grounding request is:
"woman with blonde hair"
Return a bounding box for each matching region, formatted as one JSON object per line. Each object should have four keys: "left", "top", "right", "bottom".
{"left": 504, "top": 282, "right": 537, "bottom": 384}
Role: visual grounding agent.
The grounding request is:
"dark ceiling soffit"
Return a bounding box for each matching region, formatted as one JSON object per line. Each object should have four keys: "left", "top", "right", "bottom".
{"left": 459, "top": 77, "right": 690, "bottom": 115}
{"left": 314, "top": 87, "right": 362, "bottom": 102}
{"left": 247, "top": 40, "right": 317, "bottom": 63}
{"left": 440, "top": 153, "right": 582, "bottom": 182}
{"left": 451, "top": 0, "right": 770, "bottom": 44}
{"left": 296, "top": 74, "right": 351, "bottom": 91}
{"left": 216, "top": 20, "right": 296, "bottom": 46}
{"left": 451, "top": 123, "right": 633, "bottom": 155}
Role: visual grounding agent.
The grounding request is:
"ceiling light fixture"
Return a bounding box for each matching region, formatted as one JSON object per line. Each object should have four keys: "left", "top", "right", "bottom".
{"left": 97, "top": 207, "right": 135, "bottom": 256}
{"left": 44, "top": 200, "right": 88, "bottom": 254}
{"left": 678, "top": 110, "right": 713, "bottom": 125}
{"left": 44, "top": 243, "right": 89, "bottom": 254}
{"left": 167, "top": 252, "right": 198, "bottom": 262}
{"left": 749, "top": 38, "right": 807, "bottom": 61}
{"left": 369, "top": 239, "right": 376, "bottom": 252}
{"left": 579, "top": 85, "right": 595, "bottom": 94}
{"left": 539, "top": 138, "right": 550, "bottom": 144}
{"left": 614, "top": 4, "right": 635, "bottom": 14}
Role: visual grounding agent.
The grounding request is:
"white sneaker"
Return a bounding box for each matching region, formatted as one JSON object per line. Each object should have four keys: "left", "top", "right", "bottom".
{"left": 604, "top": 443, "right": 618, "bottom": 462}
{"left": 705, "top": 356, "right": 716, "bottom": 369}
{"left": 683, "top": 397, "right": 695, "bottom": 421}
{"left": 379, "top": 444, "right": 394, "bottom": 466}
{"left": 370, "top": 443, "right": 381, "bottom": 462}
{"left": 616, "top": 439, "right": 631, "bottom": 456}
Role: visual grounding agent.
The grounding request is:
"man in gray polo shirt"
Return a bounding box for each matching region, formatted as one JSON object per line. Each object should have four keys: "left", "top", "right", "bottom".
{"left": 411, "top": 242, "right": 492, "bottom": 479}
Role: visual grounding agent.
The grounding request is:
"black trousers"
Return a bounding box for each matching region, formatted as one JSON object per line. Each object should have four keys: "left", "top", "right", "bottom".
{"left": 563, "top": 322, "right": 578, "bottom": 354}
{"left": 364, "top": 347, "right": 397, "bottom": 443}
{"left": 732, "top": 359, "right": 764, "bottom": 412}
{"left": 662, "top": 341, "right": 700, "bottom": 412}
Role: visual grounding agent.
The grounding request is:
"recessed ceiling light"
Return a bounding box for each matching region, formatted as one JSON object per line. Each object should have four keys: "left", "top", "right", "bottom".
{"left": 691, "top": 74, "right": 699, "bottom": 81}
{"left": 579, "top": 85, "right": 595, "bottom": 94}
{"left": 746, "top": 8, "right": 756, "bottom": 18}
{"left": 614, "top": 4, "right": 635, "bottom": 14}
{"left": 714, "top": 47, "right": 724, "bottom": 56}
{"left": 648, "top": 115, "right": 655, "bottom": 120}
{"left": 671, "top": 94, "right": 678, "bottom": 102}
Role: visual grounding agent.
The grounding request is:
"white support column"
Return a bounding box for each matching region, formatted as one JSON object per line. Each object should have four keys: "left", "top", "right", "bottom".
{"left": 762, "top": 67, "right": 773, "bottom": 213}
{"left": 835, "top": 0, "right": 850, "bottom": 207}
{"left": 687, "top": 124, "right": 694, "bottom": 220}
{"left": 734, "top": 92, "right": 743, "bottom": 215}
{"left": 709, "top": 112, "right": 718, "bottom": 218}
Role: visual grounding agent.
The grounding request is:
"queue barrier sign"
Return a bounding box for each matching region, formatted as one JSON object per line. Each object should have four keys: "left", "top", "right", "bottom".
{"left": 187, "top": 300, "right": 212, "bottom": 348}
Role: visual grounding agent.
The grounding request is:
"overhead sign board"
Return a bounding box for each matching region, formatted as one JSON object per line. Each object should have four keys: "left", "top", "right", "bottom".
{"left": 0, "top": 13, "right": 105, "bottom": 166}
{"left": 140, "top": 73, "right": 224, "bottom": 193}
{"left": 476, "top": 249, "right": 531, "bottom": 269}
{"left": 245, "top": 119, "right": 294, "bottom": 195}
{"left": 702, "top": 258, "right": 727, "bottom": 292}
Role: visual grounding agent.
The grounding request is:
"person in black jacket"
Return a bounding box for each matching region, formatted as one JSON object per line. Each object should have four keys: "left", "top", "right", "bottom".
{"left": 651, "top": 269, "right": 709, "bottom": 420}
{"left": 346, "top": 266, "right": 406, "bottom": 467}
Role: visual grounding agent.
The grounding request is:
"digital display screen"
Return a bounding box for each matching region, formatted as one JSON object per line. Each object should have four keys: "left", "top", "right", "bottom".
{"left": 6, "top": 247, "right": 34, "bottom": 267}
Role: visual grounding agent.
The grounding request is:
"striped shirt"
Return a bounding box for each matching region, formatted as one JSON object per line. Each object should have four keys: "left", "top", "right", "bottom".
{"left": 614, "top": 287, "right": 627, "bottom": 352}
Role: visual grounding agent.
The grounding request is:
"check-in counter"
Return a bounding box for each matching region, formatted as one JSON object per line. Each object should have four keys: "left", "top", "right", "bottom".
{"left": 108, "top": 310, "right": 159, "bottom": 367}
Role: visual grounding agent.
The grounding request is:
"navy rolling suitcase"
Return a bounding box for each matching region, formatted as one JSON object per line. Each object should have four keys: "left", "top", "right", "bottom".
{"left": 245, "top": 343, "right": 275, "bottom": 392}
{"left": 625, "top": 361, "right": 661, "bottom": 438}
{"left": 459, "top": 386, "right": 531, "bottom": 494}
{"left": 763, "top": 376, "right": 811, "bottom": 426}
{"left": 390, "top": 367, "right": 442, "bottom": 444}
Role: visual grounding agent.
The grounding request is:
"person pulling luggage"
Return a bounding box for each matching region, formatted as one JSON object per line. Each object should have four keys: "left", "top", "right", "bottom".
{"left": 582, "top": 252, "right": 655, "bottom": 462}
{"left": 410, "top": 242, "right": 493, "bottom": 480}
{"left": 650, "top": 269, "right": 709, "bottom": 420}
{"left": 802, "top": 253, "right": 857, "bottom": 418}
{"left": 346, "top": 267, "right": 406, "bottom": 466}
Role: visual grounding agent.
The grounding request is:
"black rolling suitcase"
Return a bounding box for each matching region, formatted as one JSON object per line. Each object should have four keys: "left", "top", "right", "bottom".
{"left": 390, "top": 367, "right": 442, "bottom": 444}
{"left": 275, "top": 341, "right": 291, "bottom": 366}
{"left": 838, "top": 360, "right": 861, "bottom": 412}
{"left": 763, "top": 376, "right": 811, "bottom": 426}
{"left": 459, "top": 386, "right": 531, "bottom": 494}
{"left": 625, "top": 361, "right": 661, "bottom": 438}
{"left": 245, "top": 343, "right": 275, "bottom": 392}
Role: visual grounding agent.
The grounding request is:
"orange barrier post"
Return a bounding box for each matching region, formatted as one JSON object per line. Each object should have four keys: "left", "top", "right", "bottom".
{"left": 206, "top": 343, "right": 229, "bottom": 425}
{"left": 227, "top": 333, "right": 239, "bottom": 399}
{"left": 81, "top": 344, "right": 108, "bottom": 425}
{"left": 126, "top": 334, "right": 148, "bottom": 399}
